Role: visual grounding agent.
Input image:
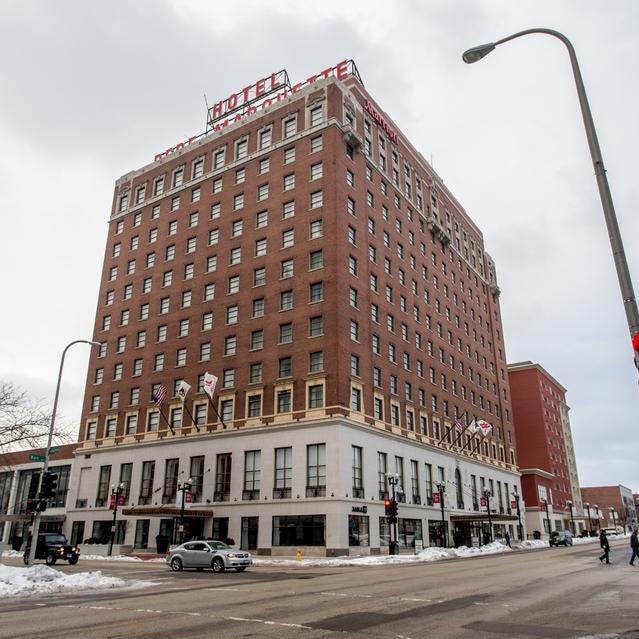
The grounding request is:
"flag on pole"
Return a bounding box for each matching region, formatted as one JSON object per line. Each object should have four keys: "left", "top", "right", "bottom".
{"left": 455, "top": 418, "right": 464, "bottom": 434}
{"left": 477, "top": 419, "right": 493, "bottom": 436}
{"left": 203, "top": 372, "right": 218, "bottom": 400}
{"left": 177, "top": 380, "right": 191, "bottom": 402}
{"left": 468, "top": 419, "right": 479, "bottom": 434}
{"left": 152, "top": 384, "right": 168, "bottom": 406}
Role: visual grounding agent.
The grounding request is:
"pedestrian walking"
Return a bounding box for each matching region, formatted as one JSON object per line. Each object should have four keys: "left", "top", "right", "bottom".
{"left": 630, "top": 528, "right": 639, "bottom": 566}
{"left": 504, "top": 530, "right": 511, "bottom": 548}
{"left": 599, "top": 529, "right": 610, "bottom": 565}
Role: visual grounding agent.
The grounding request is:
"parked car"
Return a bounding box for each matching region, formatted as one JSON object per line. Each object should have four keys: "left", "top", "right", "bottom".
{"left": 23, "top": 533, "right": 80, "bottom": 565}
{"left": 601, "top": 527, "right": 621, "bottom": 537}
{"left": 166, "top": 540, "right": 252, "bottom": 572}
{"left": 549, "top": 530, "right": 573, "bottom": 547}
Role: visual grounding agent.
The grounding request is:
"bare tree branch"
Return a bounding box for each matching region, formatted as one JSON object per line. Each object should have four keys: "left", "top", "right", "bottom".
{"left": 0, "top": 382, "right": 72, "bottom": 453}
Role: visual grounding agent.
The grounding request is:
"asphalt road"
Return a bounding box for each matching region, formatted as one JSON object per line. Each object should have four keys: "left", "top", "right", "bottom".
{"left": 1, "top": 538, "right": 638, "bottom": 639}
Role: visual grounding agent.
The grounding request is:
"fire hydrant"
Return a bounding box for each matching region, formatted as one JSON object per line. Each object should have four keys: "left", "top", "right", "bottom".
{"left": 296, "top": 547, "right": 303, "bottom": 561}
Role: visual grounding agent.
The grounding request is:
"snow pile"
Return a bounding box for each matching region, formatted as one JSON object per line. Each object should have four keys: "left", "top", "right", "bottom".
{"left": 0, "top": 564, "right": 156, "bottom": 597}
{"left": 254, "top": 542, "right": 509, "bottom": 567}
{"left": 520, "top": 540, "right": 549, "bottom": 549}
{"left": 452, "top": 541, "right": 511, "bottom": 557}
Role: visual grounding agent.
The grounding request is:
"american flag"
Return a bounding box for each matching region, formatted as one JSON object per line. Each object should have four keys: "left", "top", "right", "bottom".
{"left": 152, "top": 384, "right": 168, "bottom": 406}
{"left": 455, "top": 418, "right": 464, "bottom": 434}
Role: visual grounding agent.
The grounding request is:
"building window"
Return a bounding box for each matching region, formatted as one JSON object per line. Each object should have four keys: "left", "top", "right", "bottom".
{"left": 309, "top": 250, "right": 323, "bottom": 270}
{"left": 277, "top": 389, "right": 291, "bottom": 413}
{"left": 352, "top": 446, "right": 363, "bottom": 497}
{"left": 247, "top": 394, "right": 262, "bottom": 418}
{"left": 309, "top": 282, "right": 323, "bottom": 303}
{"left": 274, "top": 447, "right": 292, "bottom": 496}
{"left": 244, "top": 450, "right": 261, "bottom": 498}
{"left": 279, "top": 323, "right": 293, "bottom": 344}
{"left": 308, "top": 384, "right": 324, "bottom": 408}
{"left": 283, "top": 117, "right": 297, "bottom": 138}
{"left": 280, "top": 290, "right": 294, "bottom": 310}
{"left": 307, "top": 444, "right": 326, "bottom": 494}
{"left": 309, "top": 315, "right": 323, "bottom": 337}
{"left": 283, "top": 173, "right": 295, "bottom": 191}
{"left": 309, "top": 219, "right": 323, "bottom": 239}
{"left": 309, "top": 350, "right": 324, "bottom": 372}
{"left": 215, "top": 453, "right": 232, "bottom": 501}
{"left": 310, "top": 190, "right": 323, "bottom": 209}
{"left": 279, "top": 357, "right": 292, "bottom": 378}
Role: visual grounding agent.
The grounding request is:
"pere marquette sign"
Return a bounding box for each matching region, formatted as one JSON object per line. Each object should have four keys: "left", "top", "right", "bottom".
{"left": 154, "top": 59, "right": 363, "bottom": 162}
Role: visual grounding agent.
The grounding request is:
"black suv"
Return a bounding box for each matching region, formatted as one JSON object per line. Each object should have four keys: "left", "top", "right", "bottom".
{"left": 23, "top": 533, "right": 80, "bottom": 565}
{"left": 549, "top": 530, "right": 573, "bottom": 547}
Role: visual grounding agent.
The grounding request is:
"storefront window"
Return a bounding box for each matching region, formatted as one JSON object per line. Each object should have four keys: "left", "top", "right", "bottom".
{"left": 379, "top": 518, "right": 423, "bottom": 548}
{"left": 272, "top": 515, "right": 325, "bottom": 546}
{"left": 348, "top": 515, "right": 369, "bottom": 546}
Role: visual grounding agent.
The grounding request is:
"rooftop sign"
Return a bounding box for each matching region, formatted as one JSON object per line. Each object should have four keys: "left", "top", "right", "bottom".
{"left": 206, "top": 59, "right": 361, "bottom": 133}
{"left": 154, "top": 60, "right": 362, "bottom": 162}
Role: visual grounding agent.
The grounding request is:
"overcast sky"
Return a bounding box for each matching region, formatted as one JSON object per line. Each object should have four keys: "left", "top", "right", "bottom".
{"left": 1, "top": 0, "right": 637, "bottom": 492}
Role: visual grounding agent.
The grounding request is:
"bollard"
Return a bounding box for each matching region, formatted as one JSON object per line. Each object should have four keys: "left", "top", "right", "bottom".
{"left": 296, "top": 547, "right": 303, "bottom": 561}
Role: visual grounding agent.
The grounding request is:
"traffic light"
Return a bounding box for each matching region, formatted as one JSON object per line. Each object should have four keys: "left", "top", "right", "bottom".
{"left": 384, "top": 498, "right": 392, "bottom": 517}
{"left": 27, "top": 473, "right": 40, "bottom": 499}
{"left": 390, "top": 499, "right": 398, "bottom": 519}
{"left": 40, "top": 472, "right": 58, "bottom": 499}
{"left": 37, "top": 499, "right": 48, "bottom": 512}
{"left": 25, "top": 498, "right": 38, "bottom": 514}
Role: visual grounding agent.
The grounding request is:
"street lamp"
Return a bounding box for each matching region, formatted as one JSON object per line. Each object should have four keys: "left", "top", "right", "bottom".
{"left": 609, "top": 507, "right": 617, "bottom": 531}
{"left": 566, "top": 500, "right": 576, "bottom": 535}
{"left": 27, "top": 339, "right": 101, "bottom": 567}
{"left": 541, "top": 498, "right": 552, "bottom": 540}
{"left": 594, "top": 504, "right": 600, "bottom": 531}
{"left": 463, "top": 29, "right": 639, "bottom": 363}
{"left": 108, "top": 483, "right": 124, "bottom": 556}
{"left": 386, "top": 473, "right": 400, "bottom": 555}
{"left": 483, "top": 489, "right": 493, "bottom": 544}
{"left": 435, "top": 480, "right": 447, "bottom": 548}
{"left": 178, "top": 478, "right": 193, "bottom": 544}
{"left": 512, "top": 488, "right": 523, "bottom": 541}
{"left": 584, "top": 502, "right": 593, "bottom": 534}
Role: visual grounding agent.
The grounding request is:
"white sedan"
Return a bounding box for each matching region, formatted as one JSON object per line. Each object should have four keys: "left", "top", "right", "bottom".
{"left": 166, "top": 540, "right": 252, "bottom": 573}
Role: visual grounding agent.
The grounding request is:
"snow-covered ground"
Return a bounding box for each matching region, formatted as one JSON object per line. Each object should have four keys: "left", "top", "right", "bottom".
{"left": 0, "top": 563, "right": 158, "bottom": 597}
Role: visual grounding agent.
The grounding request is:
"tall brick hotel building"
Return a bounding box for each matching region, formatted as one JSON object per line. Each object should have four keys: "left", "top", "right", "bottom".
{"left": 65, "top": 60, "right": 521, "bottom": 554}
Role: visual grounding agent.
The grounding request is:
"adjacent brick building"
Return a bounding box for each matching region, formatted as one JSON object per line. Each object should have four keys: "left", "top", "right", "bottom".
{"left": 508, "top": 361, "right": 584, "bottom": 537}
{"left": 581, "top": 485, "right": 636, "bottom": 533}
{"left": 0, "top": 444, "right": 78, "bottom": 548}
{"left": 63, "top": 60, "right": 521, "bottom": 554}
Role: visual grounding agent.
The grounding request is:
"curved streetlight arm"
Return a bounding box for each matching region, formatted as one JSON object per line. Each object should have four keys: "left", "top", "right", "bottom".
{"left": 463, "top": 28, "right": 639, "bottom": 346}
{"left": 27, "top": 339, "right": 100, "bottom": 567}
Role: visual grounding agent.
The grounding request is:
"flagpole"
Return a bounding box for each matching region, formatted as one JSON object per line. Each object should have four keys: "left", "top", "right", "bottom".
{"left": 157, "top": 405, "right": 175, "bottom": 435}
{"left": 437, "top": 424, "right": 452, "bottom": 445}
{"left": 182, "top": 402, "right": 198, "bottom": 431}
{"left": 204, "top": 391, "right": 228, "bottom": 429}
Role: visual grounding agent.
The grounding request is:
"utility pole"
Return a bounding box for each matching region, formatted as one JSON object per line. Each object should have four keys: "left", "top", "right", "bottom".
{"left": 108, "top": 483, "right": 124, "bottom": 556}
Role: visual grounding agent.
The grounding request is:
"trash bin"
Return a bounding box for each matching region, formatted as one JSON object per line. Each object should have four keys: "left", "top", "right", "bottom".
{"left": 11, "top": 535, "right": 22, "bottom": 552}
{"left": 389, "top": 541, "right": 399, "bottom": 555}
{"left": 533, "top": 530, "right": 541, "bottom": 540}
{"left": 156, "top": 534, "right": 169, "bottom": 554}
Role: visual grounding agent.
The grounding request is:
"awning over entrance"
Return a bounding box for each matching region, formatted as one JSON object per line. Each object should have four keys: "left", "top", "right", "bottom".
{"left": 450, "top": 513, "right": 519, "bottom": 522}
{"left": 121, "top": 506, "right": 214, "bottom": 518}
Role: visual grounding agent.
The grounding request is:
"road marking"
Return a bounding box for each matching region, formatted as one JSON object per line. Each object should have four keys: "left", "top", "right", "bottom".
{"left": 62, "top": 603, "right": 313, "bottom": 630}
{"left": 320, "top": 591, "right": 373, "bottom": 598}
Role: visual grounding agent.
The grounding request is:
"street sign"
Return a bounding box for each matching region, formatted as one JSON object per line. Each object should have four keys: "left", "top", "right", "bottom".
{"left": 28, "top": 454, "right": 45, "bottom": 462}
{"left": 432, "top": 492, "right": 441, "bottom": 504}
{"left": 49, "top": 446, "right": 61, "bottom": 455}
